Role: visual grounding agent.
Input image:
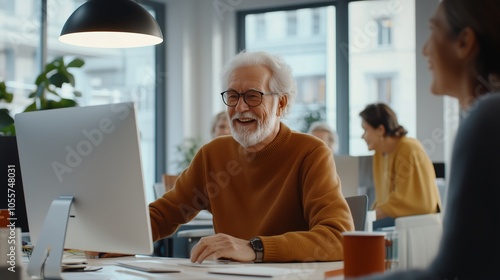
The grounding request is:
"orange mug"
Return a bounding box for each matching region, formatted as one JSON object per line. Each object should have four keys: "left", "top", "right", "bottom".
{"left": 343, "top": 231, "right": 386, "bottom": 278}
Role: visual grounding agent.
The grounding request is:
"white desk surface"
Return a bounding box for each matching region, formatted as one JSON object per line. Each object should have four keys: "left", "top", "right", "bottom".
{"left": 17, "top": 255, "right": 343, "bottom": 280}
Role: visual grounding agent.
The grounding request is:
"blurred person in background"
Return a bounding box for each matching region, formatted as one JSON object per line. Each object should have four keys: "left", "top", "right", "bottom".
{"left": 359, "top": 103, "right": 441, "bottom": 229}
{"left": 307, "top": 121, "right": 338, "bottom": 153}
{"left": 211, "top": 111, "right": 231, "bottom": 138}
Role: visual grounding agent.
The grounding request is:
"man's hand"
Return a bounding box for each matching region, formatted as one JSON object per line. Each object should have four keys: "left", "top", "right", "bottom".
{"left": 189, "top": 233, "right": 256, "bottom": 263}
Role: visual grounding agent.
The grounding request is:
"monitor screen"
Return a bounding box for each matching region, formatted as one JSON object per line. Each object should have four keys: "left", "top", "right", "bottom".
{"left": 0, "top": 136, "right": 30, "bottom": 234}
{"left": 15, "top": 102, "right": 153, "bottom": 278}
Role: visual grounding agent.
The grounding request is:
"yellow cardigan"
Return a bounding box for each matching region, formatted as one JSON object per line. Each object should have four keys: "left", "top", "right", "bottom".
{"left": 149, "top": 123, "right": 354, "bottom": 262}
{"left": 372, "top": 136, "right": 442, "bottom": 218}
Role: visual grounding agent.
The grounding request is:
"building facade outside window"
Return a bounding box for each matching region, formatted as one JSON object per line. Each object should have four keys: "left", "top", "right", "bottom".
{"left": 240, "top": 0, "right": 416, "bottom": 156}
{"left": 348, "top": 0, "right": 415, "bottom": 155}
{"left": 242, "top": 5, "right": 336, "bottom": 134}
{"left": 376, "top": 17, "right": 393, "bottom": 47}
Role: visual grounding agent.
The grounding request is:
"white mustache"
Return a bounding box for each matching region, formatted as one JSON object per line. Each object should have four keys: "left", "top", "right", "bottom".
{"left": 231, "top": 112, "right": 258, "bottom": 121}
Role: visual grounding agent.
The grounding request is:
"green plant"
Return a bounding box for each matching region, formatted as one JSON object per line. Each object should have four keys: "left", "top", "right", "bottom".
{"left": 302, "top": 106, "right": 326, "bottom": 133}
{"left": 0, "top": 56, "right": 85, "bottom": 135}
{"left": 173, "top": 137, "right": 203, "bottom": 174}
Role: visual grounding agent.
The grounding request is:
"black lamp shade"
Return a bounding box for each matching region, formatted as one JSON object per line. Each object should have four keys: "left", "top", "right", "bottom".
{"left": 60, "top": 0, "right": 163, "bottom": 48}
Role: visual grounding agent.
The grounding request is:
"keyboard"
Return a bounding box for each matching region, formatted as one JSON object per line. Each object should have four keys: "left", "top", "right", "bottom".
{"left": 116, "top": 261, "right": 182, "bottom": 273}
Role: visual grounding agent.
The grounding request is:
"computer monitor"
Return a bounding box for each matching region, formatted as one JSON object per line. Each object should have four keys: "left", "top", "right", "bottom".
{"left": 0, "top": 136, "right": 30, "bottom": 234}
{"left": 15, "top": 102, "right": 153, "bottom": 279}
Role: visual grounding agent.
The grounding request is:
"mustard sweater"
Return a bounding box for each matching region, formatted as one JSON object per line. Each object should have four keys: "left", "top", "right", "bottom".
{"left": 149, "top": 123, "right": 354, "bottom": 262}
{"left": 372, "top": 136, "right": 442, "bottom": 218}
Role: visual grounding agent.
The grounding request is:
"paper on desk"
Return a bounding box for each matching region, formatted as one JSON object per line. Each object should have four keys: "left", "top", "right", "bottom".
{"left": 208, "top": 266, "right": 314, "bottom": 277}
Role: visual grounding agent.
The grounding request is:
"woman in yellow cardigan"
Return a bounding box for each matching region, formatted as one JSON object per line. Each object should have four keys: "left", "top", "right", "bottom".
{"left": 359, "top": 103, "right": 441, "bottom": 228}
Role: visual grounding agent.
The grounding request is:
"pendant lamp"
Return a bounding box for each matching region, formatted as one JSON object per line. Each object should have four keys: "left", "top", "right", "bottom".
{"left": 60, "top": 0, "right": 163, "bottom": 48}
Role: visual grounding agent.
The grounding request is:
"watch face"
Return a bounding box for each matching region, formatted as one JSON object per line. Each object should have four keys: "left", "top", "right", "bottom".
{"left": 250, "top": 237, "right": 263, "bottom": 251}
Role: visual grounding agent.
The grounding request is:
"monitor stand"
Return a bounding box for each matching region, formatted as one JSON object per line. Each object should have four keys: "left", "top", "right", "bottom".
{"left": 27, "top": 196, "right": 74, "bottom": 280}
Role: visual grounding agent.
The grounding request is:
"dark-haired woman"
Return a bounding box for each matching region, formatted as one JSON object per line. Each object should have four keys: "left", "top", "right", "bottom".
{"left": 359, "top": 103, "right": 441, "bottom": 228}
{"left": 357, "top": 0, "right": 500, "bottom": 278}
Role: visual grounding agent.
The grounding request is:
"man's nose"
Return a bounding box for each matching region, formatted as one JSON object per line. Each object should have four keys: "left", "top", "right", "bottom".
{"left": 234, "top": 95, "right": 249, "bottom": 111}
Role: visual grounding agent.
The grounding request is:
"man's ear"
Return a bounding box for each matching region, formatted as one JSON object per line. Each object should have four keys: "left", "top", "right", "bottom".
{"left": 456, "top": 27, "right": 478, "bottom": 59}
{"left": 277, "top": 95, "right": 288, "bottom": 116}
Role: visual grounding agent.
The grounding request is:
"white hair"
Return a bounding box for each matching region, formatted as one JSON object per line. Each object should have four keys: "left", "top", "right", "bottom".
{"left": 220, "top": 50, "right": 297, "bottom": 117}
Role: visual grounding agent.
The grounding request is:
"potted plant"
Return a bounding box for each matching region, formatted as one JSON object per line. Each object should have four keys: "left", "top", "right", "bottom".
{"left": 0, "top": 56, "right": 85, "bottom": 135}
{"left": 173, "top": 137, "right": 203, "bottom": 174}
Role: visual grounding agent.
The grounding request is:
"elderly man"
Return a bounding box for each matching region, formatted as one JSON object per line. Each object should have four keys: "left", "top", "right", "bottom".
{"left": 150, "top": 51, "right": 354, "bottom": 264}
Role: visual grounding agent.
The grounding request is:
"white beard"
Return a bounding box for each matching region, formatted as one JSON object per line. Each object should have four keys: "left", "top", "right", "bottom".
{"left": 230, "top": 103, "right": 278, "bottom": 148}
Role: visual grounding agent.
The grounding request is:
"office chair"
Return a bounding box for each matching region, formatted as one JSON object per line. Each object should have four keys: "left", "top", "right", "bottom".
{"left": 345, "top": 194, "right": 369, "bottom": 231}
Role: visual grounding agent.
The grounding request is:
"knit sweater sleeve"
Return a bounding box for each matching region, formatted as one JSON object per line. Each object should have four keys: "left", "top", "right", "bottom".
{"left": 258, "top": 136, "right": 354, "bottom": 262}
{"left": 149, "top": 150, "right": 210, "bottom": 241}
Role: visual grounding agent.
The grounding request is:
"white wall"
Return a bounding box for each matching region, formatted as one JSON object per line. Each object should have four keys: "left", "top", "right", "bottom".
{"left": 161, "top": 0, "right": 453, "bottom": 173}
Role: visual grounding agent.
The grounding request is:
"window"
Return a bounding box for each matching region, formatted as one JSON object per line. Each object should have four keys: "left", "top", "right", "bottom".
{"left": 376, "top": 17, "right": 392, "bottom": 46}
{"left": 312, "top": 8, "right": 321, "bottom": 35}
{"left": 0, "top": 0, "right": 166, "bottom": 203}
{"left": 286, "top": 11, "right": 298, "bottom": 36}
{"left": 255, "top": 14, "right": 266, "bottom": 39}
{"left": 376, "top": 76, "right": 393, "bottom": 103}
{"left": 348, "top": 0, "right": 416, "bottom": 156}
{"left": 240, "top": 4, "right": 336, "bottom": 133}
{"left": 240, "top": 1, "right": 415, "bottom": 155}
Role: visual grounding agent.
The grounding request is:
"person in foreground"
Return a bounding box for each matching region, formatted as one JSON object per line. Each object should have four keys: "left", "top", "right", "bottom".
{"left": 356, "top": 0, "right": 500, "bottom": 279}
{"left": 150, "top": 50, "right": 354, "bottom": 264}
{"left": 359, "top": 103, "right": 441, "bottom": 229}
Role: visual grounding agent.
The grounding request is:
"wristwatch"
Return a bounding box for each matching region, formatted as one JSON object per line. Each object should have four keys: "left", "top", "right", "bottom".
{"left": 249, "top": 237, "right": 264, "bottom": 263}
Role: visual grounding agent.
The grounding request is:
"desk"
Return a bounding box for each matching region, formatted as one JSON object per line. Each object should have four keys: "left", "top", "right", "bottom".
{"left": 17, "top": 255, "right": 343, "bottom": 279}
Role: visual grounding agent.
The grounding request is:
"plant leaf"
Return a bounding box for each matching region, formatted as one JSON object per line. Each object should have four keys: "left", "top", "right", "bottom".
{"left": 0, "top": 123, "right": 16, "bottom": 136}
{"left": 47, "top": 98, "right": 78, "bottom": 109}
{"left": 35, "top": 73, "right": 47, "bottom": 86}
{"left": 24, "top": 102, "right": 38, "bottom": 112}
{"left": 44, "top": 62, "right": 58, "bottom": 72}
{"left": 0, "top": 108, "right": 14, "bottom": 127}
{"left": 66, "top": 72, "right": 76, "bottom": 87}
{"left": 67, "top": 58, "right": 85, "bottom": 68}
{"left": 0, "top": 82, "right": 14, "bottom": 103}
{"left": 33, "top": 81, "right": 46, "bottom": 98}
{"left": 48, "top": 72, "right": 70, "bottom": 88}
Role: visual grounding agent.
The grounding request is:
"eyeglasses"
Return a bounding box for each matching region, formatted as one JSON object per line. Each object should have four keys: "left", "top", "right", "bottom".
{"left": 220, "top": 90, "right": 272, "bottom": 107}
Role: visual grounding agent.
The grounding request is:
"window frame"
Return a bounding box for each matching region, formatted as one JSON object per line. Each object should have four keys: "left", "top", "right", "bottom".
{"left": 237, "top": 1, "right": 351, "bottom": 154}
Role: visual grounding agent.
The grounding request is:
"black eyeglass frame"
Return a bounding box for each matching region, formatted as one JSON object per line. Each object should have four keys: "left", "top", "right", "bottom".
{"left": 220, "top": 90, "right": 273, "bottom": 107}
